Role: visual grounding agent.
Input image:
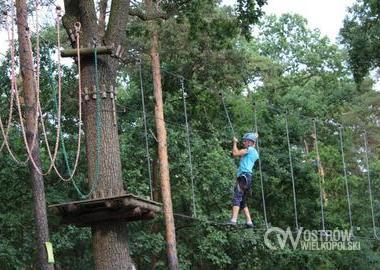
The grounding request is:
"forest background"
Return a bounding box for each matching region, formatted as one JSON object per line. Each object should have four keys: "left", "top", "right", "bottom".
{"left": 0, "top": 0, "right": 379, "bottom": 269}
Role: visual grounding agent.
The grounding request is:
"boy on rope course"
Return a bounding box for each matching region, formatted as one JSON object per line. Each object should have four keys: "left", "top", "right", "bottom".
{"left": 227, "top": 132, "right": 259, "bottom": 228}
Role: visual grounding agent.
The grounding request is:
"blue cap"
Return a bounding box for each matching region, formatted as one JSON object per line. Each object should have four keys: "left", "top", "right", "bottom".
{"left": 242, "top": 132, "right": 258, "bottom": 142}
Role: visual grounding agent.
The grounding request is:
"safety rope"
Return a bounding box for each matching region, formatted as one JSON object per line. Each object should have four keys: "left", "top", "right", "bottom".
{"left": 138, "top": 59, "right": 153, "bottom": 200}
{"left": 42, "top": 21, "right": 84, "bottom": 182}
{"left": 285, "top": 113, "right": 299, "bottom": 231}
{"left": 67, "top": 41, "right": 103, "bottom": 198}
{"left": 0, "top": 16, "right": 15, "bottom": 153}
{"left": 362, "top": 130, "right": 379, "bottom": 240}
{"left": 220, "top": 92, "right": 235, "bottom": 138}
{"left": 253, "top": 103, "right": 269, "bottom": 229}
{"left": 5, "top": 4, "right": 64, "bottom": 173}
{"left": 34, "top": 6, "right": 63, "bottom": 176}
{"left": 12, "top": 12, "right": 82, "bottom": 180}
{"left": 0, "top": 7, "right": 31, "bottom": 165}
{"left": 35, "top": 0, "right": 41, "bottom": 94}
{"left": 181, "top": 77, "right": 197, "bottom": 217}
{"left": 91, "top": 43, "right": 103, "bottom": 197}
{"left": 12, "top": 10, "right": 50, "bottom": 173}
{"left": 0, "top": 12, "right": 24, "bottom": 162}
{"left": 338, "top": 125, "right": 353, "bottom": 230}
{"left": 313, "top": 119, "right": 326, "bottom": 232}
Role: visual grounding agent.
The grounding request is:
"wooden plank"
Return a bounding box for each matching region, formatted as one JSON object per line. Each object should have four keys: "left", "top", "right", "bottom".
{"left": 49, "top": 194, "right": 161, "bottom": 209}
{"left": 123, "top": 197, "right": 161, "bottom": 212}
{"left": 49, "top": 194, "right": 162, "bottom": 227}
{"left": 61, "top": 208, "right": 155, "bottom": 227}
{"left": 61, "top": 46, "right": 113, "bottom": 58}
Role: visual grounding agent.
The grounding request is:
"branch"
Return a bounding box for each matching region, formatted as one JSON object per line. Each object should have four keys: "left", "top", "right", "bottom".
{"left": 98, "top": 0, "right": 108, "bottom": 38}
{"left": 128, "top": 0, "right": 192, "bottom": 21}
{"left": 62, "top": 0, "right": 98, "bottom": 47}
{"left": 104, "top": 0, "right": 130, "bottom": 46}
{"left": 128, "top": 7, "right": 169, "bottom": 20}
{"left": 62, "top": 0, "right": 80, "bottom": 47}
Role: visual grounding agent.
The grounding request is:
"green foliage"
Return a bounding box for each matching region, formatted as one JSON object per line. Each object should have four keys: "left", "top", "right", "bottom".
{"left": 341, "top": 0, "right": 380, "bottom": 84}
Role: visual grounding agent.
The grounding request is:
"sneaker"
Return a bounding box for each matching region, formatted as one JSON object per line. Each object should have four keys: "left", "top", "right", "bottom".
{"left": 245, "top": 222, "right": 255, "bottom": 229}
{"left": 226, "top": 220, "right": 237, "bottom": 226}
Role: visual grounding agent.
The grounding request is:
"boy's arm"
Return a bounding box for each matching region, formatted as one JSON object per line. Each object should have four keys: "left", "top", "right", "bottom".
{"left": 232, "top": 137, "right": 248, "bottom": 157}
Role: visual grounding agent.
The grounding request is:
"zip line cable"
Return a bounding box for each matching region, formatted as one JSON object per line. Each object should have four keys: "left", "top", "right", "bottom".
{"left": 313, "top": 119, "right": 326, "bottom": 232}
{"left": 253, "top": 103, "right": 269, "bottom": 229}
{"left": 362, "top": 130, "right": 379, "bottom": 240}
{"left": 338, "top": 125, "right": 354, "bottom": 230}
{"left": 138, "top": 59, "right": 153, "bottom": 200}
{"left": 285, "top": 113, "right": 299, "bottom": 231}
{"left": 181, "top": 77, "right": 197, "bottom": 217}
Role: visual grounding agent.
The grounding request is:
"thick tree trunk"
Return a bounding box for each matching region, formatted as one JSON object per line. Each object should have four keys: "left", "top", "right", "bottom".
{"left": 15, "top": 1, "right": 54, "bottom": 269}
{"left": 62, "top": 1, "right": 135, "bottom": 269}
{"left": 81, "top": 57, "right": 135, "bottom": 269}
{"left": 146, "top": 0, "right": 179, "bottom": 268}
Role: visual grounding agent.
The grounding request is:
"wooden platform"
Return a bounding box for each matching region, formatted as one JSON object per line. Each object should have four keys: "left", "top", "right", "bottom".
{"left": 49, "top": 194, "right": 162, "bottom": 227}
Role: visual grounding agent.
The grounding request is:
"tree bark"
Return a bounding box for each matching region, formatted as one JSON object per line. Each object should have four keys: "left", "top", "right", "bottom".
{"left": 62, "top": 1, "right": 135, "bottom": 269}
{"left": 146, "top": 0, "right": 179, "bottom": 269}
{"left": 15, "top": 1, "right": 54, "bottom": 269}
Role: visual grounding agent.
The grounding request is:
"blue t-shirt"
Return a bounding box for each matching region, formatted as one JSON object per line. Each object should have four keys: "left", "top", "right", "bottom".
{"left": 237, "top": 146, "right": 259, "bottom": 176}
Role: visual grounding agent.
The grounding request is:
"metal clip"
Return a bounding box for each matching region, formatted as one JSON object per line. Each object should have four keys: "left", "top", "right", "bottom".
{"left": 74, "top": 22, "right": 81, "bottom": 34}
{"left": 55, "top": 6, "right": 62, "bottom": 17}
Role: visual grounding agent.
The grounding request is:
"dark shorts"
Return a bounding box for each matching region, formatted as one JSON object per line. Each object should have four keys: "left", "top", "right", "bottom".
{"left": 232, "top": 173, "right": 252, "bottom": 209}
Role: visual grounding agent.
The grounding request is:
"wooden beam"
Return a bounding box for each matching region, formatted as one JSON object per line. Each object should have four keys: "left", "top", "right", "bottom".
{"left": 123, "top": 197, "right": 161, "bottom": 212}
{"left": 61, "top": 46, "right": 113, "bottom": 58}
{"left": 105, "top": 200, "right": 120, "bottom": 209}
{"left": 61, "top": 209, "right": 155, "bottom": 227}
{"left": 49, "top": 194, "right": 162, "bottom": 209}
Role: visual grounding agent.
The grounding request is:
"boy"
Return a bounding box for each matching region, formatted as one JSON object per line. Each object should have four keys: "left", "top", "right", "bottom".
{"left": 227, "top": 132, "right": 259, "bottom": 228}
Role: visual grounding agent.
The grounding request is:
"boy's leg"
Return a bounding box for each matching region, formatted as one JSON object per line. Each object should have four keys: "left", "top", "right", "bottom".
{"left": 231, "top": 206, "right": 240, "bottom": 222}
{"left": 230, "top": 177, "right": 245, "bottom": 223}
{"left": 241, "top": 174, "right": 253, "bottom": 225}
{"left": 243, "top": 207, "right": 253, "bottom": 224}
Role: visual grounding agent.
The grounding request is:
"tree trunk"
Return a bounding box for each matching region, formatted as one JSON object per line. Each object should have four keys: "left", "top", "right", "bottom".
{"left": 62, "top": 1, "right": 135, "bottom": 269}
{"left": 146, "top": 0, "right": 179, "bottom": 268}
{"left": 15, "top": 1, "right": 54, "bottom": 269}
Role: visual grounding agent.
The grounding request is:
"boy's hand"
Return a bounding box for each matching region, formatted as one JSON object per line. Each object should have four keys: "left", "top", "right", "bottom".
{"left": 233, "top": 137, "right": 238, "bottom": 143}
